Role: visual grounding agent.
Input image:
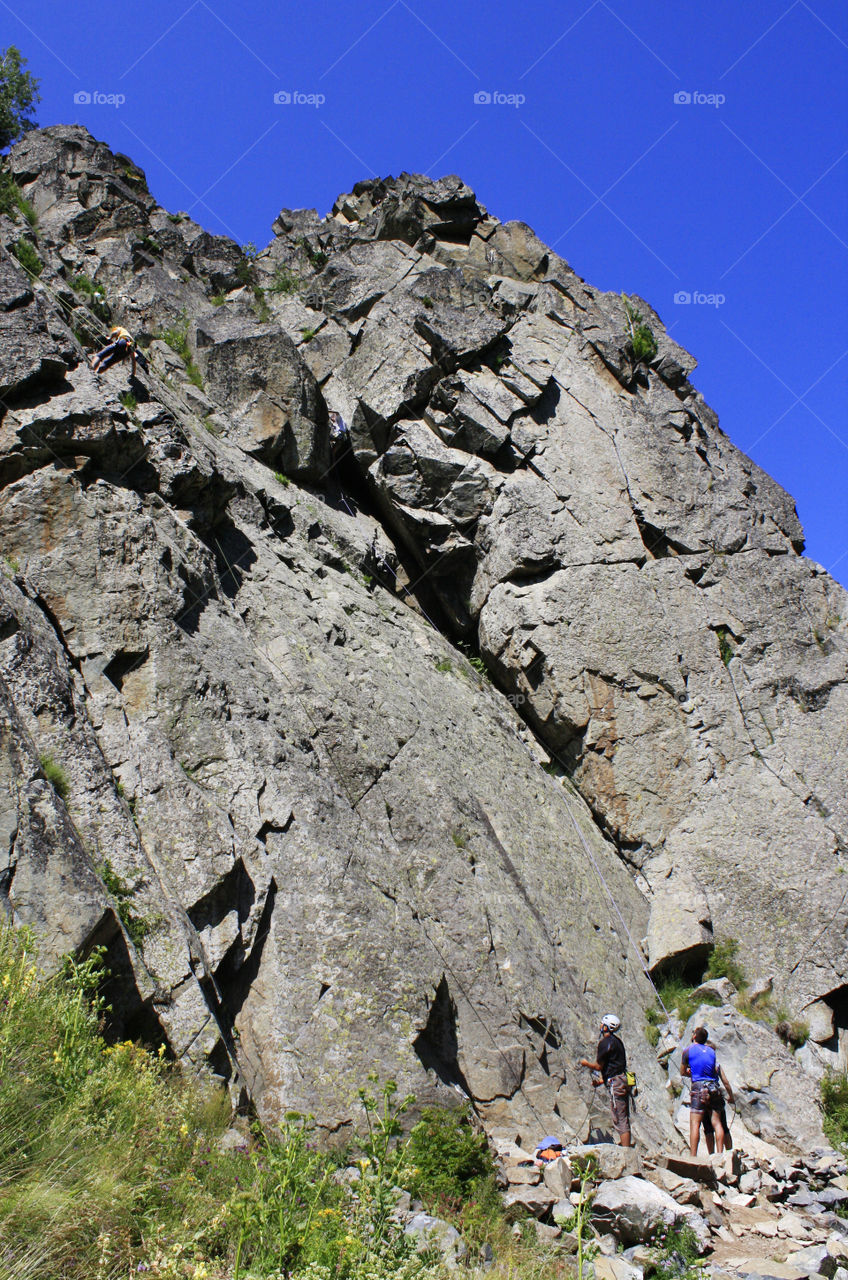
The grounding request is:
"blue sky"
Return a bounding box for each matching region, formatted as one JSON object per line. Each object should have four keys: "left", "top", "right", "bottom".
{"left": 5, "top": 0, "right": 847, "bottom": 582}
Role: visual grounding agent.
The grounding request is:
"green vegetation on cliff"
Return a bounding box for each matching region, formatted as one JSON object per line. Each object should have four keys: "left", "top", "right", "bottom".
{"left": 0, "top": 925, "right": 562, "bottom": 1280}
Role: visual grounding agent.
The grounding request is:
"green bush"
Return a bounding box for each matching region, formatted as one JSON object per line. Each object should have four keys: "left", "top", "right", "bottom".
{"left": 775, "top": 1019, "right": 809, "bottom": 1050}
{"left": 622, "top": 295, "right": 658, "bottom": 366}
{"left": 70, "top": 273, "right": 104, "bottom": 299}
{"left": 159, "top": 315, "right": 204, "bottom": 389}
{"left": 297, "top": 236, "right": 328, "bottom": 271}
{"left": 39, "top": 753, "right": 70, "bottom": 802}
{"left": 403, "top": 1105, "right": 503, "bottom": 1248}
{"left": 705, "top": 938, "right": 746, "bottom": 990}
{"left": 404, "top": 1106, "right": 496, "bottom": 1205}
{"left": 97, "top": 858, "right": 158, "bottom": 948}
{"left": 0, "top": 169, "right": 36, "bottom": 225}
{"left": 715, "top": 625, "right": 734, "bottom": 667}
{"left": 268, "top": 265, "right": 300, "bottom": 295}
{"left": 645, "top": 1221, "right": 702, "bottom": 1280}
{"left": 12, "top": 237, "right": 42, "bottom": 277}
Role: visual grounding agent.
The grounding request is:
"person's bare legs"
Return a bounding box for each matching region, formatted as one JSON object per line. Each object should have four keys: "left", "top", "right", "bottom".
{"left": 689, "top": 1111, "right": 703, "bottom": 1156}
{"left": 620, "top": 1131, "right": 632, "bottom": 1147}
{"left": 711, "top": 1111, "right": 726, "bottom": 1154}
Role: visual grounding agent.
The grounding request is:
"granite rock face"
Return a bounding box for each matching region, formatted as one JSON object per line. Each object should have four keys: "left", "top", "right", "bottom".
{"left": 0, "top": 126, "right": 846, "bottom": 1140}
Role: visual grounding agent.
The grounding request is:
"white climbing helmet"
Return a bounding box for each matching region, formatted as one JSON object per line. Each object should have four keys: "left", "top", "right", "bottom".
{"left": 601, "top": 1014, "right": 621, "bottom": 1032}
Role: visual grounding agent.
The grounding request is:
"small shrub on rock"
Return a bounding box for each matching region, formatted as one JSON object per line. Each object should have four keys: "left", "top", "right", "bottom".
{"left": 0, "top": 169, "right": 36, "bottom": 225}
{"left": 12, "top": 236, "right": 42, "bottom": 277}
{"left": 705, "top": 938, "right": 746, "bottom": 990}
{"left": 645, "top": 1222, "right": 702, "bottom": 1280}
{"left": 39, "top": 752, "right": 70, "bottom": 801}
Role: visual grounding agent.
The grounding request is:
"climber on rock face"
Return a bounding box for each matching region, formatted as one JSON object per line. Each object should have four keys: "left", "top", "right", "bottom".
{"left": 682, "top": 1025, "right": 734, "bottom": 1156}
{"left": 328, "top": 409, "right": 349, "bottom": 461}
{"left": 579, "top": 1014, "right": 632, "bottom": 1147}
{"left": 90, "top": 325, "right": 137, "bottom": 377}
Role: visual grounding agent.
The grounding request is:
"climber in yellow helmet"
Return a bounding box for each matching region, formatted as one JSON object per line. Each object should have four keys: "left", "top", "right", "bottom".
{"left": 90, "top": 325, "right": 137, "bottom": 378}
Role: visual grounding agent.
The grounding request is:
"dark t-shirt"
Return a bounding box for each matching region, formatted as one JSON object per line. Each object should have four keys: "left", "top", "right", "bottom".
{"left": 597, "top": 1032, "right": 627, "bottom": 1082}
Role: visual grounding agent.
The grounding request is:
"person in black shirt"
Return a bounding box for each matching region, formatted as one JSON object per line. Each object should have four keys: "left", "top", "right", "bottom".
{"left": 579, "top": 1014, "right": 632, "bottom": 1146}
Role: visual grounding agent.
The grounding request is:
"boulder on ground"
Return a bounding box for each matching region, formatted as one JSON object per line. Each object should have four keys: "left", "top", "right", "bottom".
{"left": 502, "top": 1183, "right": 557, "bottom": 1218}
{"left": 784, "top": 1244, "right": 838, "bottom": 1278}
{"left": 591, "top": 1175, "right": 707, "bottom": 1248}
{"left": 643, "top": 1166, "right": 701, "bottom": 1205}
{"left": 594, "top": 1256, "right": 644, "bottom": 1280}
{"left": 660, "top": 1152, "right": 717, "bottom": 1187}
{"left": 542, "top": 1157, "right": 574, "bottom": 1198}
{"left": 404, "top": 1212, "right": 467, "bottom": 1268}
{"left": 690, "top": 977, "right": 738, "bottom": 1004}
{"left": 571, "top": 1143, "right": 641, "bottom": 1181}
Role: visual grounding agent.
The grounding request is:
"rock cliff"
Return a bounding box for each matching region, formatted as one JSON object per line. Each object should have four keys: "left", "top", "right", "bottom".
{"left": 1, "top": 126, "right": 846, "bottom": 1143}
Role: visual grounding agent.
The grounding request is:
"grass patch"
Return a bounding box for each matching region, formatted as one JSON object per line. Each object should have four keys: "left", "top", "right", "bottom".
{"left": 0, "top": 924, "right": 239, "bottom": 1280}
{"left": 434, "top": 657, "right": 452, "bottom": 673}
{"left": 273, "top": 471, "right": 290, "bottom": 487}
{"left": 97, "top": 858, "right": 159, "bottom": 948}
{"left": 12, "top": 237, "right": 42, "bottom": 277}
{"left": 715, "top": 625, "right": 735, "bottom": 667}
{"left": 297, "top": 236, "right": 328, "bottom": 271}
{"left": 645, "top": 1006, "right": 662, "bottom": 1048}
{"left": 159, "top": 315, "right": 204, "bottom": 389}
{"left": 39, "top": 754, "right": 70, "bottom": 802}
{"left": 0, "top": 924, "right": 564, "bottom": 1280}
{"left": 653, "top": 972, "right": 706, "bottom": 1025}
{"left": 622, "top": 294, "right": 658, "bottom": 365}
{"left": 645, "top": 1221, "right": 703, "bottom": 1280}
{"left": 210, "top": 292, "right": 227, "bottom": 306}
{"left": 70, "top": 273, "right": 104, "bottom": 299}
{"left": 300, "top": 325, "right": 317, "bottom": 342}
{"left": 0, "top": 170, "right": 37, "bottom": 225}
{"left": 119, "top": 390, "right": 138, "bottom": 413}
{"left": 822, "top": 1071, "right": 848, "bottom": 1152}
{"left": 705, "top": 938, "right": 746, "bottom": 990}
{"left": 268, "top": 265, "right": 300, "bottom": 295}
{"left": 252, "top": 287, "right": 271, "bottom": 323}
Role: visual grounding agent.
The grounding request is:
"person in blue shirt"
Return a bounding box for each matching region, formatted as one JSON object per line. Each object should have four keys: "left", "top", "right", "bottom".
{"left": 681, "top": 1026, "right": 735, "bottom": 1156}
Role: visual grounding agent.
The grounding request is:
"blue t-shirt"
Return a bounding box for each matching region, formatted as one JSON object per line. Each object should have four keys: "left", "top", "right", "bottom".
{"left": 686, "top": 1042, "right": 718, "bottom": 1082}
